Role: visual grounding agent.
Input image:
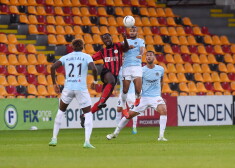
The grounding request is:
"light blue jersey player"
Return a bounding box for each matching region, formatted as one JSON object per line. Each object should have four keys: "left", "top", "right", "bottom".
{"left": 49, "top": 39, "right": 98, "bottom": 148}
{"left": 121, "top": 26, "right": 145, "bottom": 109}
{"left": 116, "top": 67, "right": 138, "bottom": 134}
{"left": 107, "top": 51, "right": 168, "bottom": 141}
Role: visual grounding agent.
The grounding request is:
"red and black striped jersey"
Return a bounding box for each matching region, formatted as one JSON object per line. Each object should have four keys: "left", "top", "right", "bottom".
{"left": 92, "top": 42, "right": 123, "bottom": 76}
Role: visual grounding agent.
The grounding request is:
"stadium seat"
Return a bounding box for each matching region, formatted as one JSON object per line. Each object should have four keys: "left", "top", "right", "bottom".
{"left": 0, "top": 34, "right": 8, "bottom": 44}
{"left": 47, "top": 85, "right": 57, "bottom": 96}
{"left": 220, "top": 36, "right": 230, "bottom": 45}
{"left": 46, "top": 75, "right": 53, "bottom": 85}
{"left": 16, "top": 65, "right": 27, "bottom": 75}
{"left": 8, "top": 54, "right": 19, "bottom": 65}
{"left": 18, "top": 75, "right": 28, "bottom": 86}
{"left": 188, "top": 81, "right": 198, "bottom": 93}
{"left": 184, "top": 26, "right": 193, "bottom": 35}
{"left": 37, "top": 6, "right": 46, "bottom": 15}
{"left": 178, "top": 36, "right": 188, "bottom": 45}
{"left": 227, "top": 63, "right": 235, "bottom": 73}
{"left": 27, "top": 65, "right": 38, "bottom": 75}
{"left": 165, "top": 8, "right": 176, "bottom": 17}
{"left": 56, "top": 74, "right": 65, "bottom": 85}
{"left": 116, "top": 17, "right": 124, "bottom": 26}
{"left": 185, "top": 36, "right": 196, "bottom": 46}
{"left": 220, "top": 73, "right": 230, "bottom": 82}
{"left": 27, "top": 44, "right": 37, "bottom": 54}
{"left": 179, "top": 82, "right": 189, "bottom": 92}
{"left": 184, "top": 63, "right": 194, "bottom": 73}
{"left": 183, "top": 17, "right": 194, "bottom": 26}
{"left": 168, "top": 73, "right": 179, "bottom": 83}
{"left": 194, "top": 73, "right": 204, "bottom": 82}
{"left": 211, "top": 72, "right": 221, "bottom": 82}
{"left": 191, "top": 54, "right": 200, "bottom": 63}
{"left": 174, "top": 54, "right": 184, "bottom": 64}
{"left": 27, "top": 74, "right": 38, "bottom": 85}
{"left": 193, "top": 27, "right": 203, "bottom": 36}
{"left": 37, "top": 75, "right": 48, "bottom": 85}
{"left": 27, "top": 54, "right": 38, "bottom": 65}
{"left": 199, "top": 54, "right": 209, "bottom": 64}
{"left": 140, "top": 7, "right": 149, "bottom": 16}
{"left": 115, "top": 7, "right": 124, "bottom": 16}
{"left": 108, "top": 17, "right": 118, "bottom": 26}
{"left": 149, "top": 17, "right": 160, "bottom": 27}
{"left": 36, "top": 64, "right": 47, "bottom": 74}
{"left": 162, "top": 83, "right": 173, "bottom": 93}
{"left": 6, "top": 85, "right": 18, "bottom": 95}
{"left": 0, "top": 75, "right": 8, "bottom": 86}
{"left": 163, "top": 73, "right": 170, "bottom": 83}
{"left": 212, "top": 35, "right": 221, "bottom": 45}
{"left": 203, "top": 72, "right": 212, "bottom": 82}
{"left": 167, "top": 17, "right": 177, "bottom": 26}
{"left": 213, "top": 82, "right": 224, "bottom": 92}
{"left": 218, "top": 63, "right": 228, "bottom": 73}
{"left": 193, "top": 63, "right": 202, "bottom": 73}
{"left": 7, "top": 75, "right": 18, "bottom": 86}
{"left": 0, "top": 54, "right": 9, "bottom": 65}
{"left": 72, "top": 7, "right": 81, "bottom": 16}
{"left": 180, "top": 45, "right": 190, "bottom": 54}
{"left": 27, "top": 84, "right": 38, "bottom": 96}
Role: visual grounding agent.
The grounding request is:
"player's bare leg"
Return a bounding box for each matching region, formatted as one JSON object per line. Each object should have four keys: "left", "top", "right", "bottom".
{"left": 107, "top": 111, "right": 139, "bottom": 140}
{"left": 49, "top": 100, "right": 68, "bottom": 146}
{"left": 157, "top": 104, "right": 168, "bottom": 141}
{"left": 91, "top": 72, "right": 116, "bottom": 113}
{"left": 133, "top": 77, "right": 142, "bottom": 106}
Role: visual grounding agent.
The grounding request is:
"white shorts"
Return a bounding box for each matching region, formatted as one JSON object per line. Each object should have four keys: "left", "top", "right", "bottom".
{"left": 117, "top": 93, "right": 135, "bottom": 108}
{"left": 61, "top": 89, "right": 92, "bottom": 108}
{"left": 122, "top": 66, "right": 142, "bottom": 81}
{"left": 131, "top": 97, "right": 165, "bottom": 114}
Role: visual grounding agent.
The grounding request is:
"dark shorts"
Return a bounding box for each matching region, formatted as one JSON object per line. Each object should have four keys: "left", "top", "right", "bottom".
{"left": 100, "top": 68, "right": 118, "bottom": 84}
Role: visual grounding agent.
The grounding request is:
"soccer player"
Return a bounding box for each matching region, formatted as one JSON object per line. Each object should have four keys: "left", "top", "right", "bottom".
{"left": 90, "top": 33, "right": 130, "bottom": 113}
{"left": 121, "top": 26, "right": 145, "bottom": 111}
{"left": 117, "top": 66, "right": 138, "bottom": 134}
{"left": 106, "top": 51, "right": 168, "bottom": 141}
{"left": 49, "top": 39, "right": 98, "bottom": 148}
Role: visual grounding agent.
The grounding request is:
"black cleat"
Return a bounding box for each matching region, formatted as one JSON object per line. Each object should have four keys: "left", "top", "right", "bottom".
{"left": 80, "top": 114, "right": 85, "bottom": 128}
{"left": 98, "top": 103, "right": 107, "bottom": 109}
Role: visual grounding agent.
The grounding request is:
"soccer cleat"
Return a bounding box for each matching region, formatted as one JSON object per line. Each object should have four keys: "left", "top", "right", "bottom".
{"left": 122, "top": 109, "right": 129, "bottom": 118}
{"left": 106, "top": 133, "right": 117, "bottom": 140}
{"left": 83, "top": 142, "right": 95, "bottom": 148}
{"left": 158, "top": 137, "right": 168, "bottom": 141}
{"left": 132, "top": 128, "right": 137, "bottom": 134}
{"left": 80, "top": 114, "right": 85, "bottom": 128}
{"left": 49, "top": 138, "right": 57, "bottom": 146}
{"left": 134, "top": 98, "right": 140, "bottom": 106}
{"left": 98, "top": 103, "right": 107, "bottom": 109}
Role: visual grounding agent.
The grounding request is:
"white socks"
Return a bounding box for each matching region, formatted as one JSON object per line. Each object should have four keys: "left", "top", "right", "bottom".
{"left": 121, "top": 93, "right": 127, "bottom": 109}
{"left": 116, "top": 112, "right": 122, "bottom": 124}
{"left": 114, "top": 117, "right": 130, "bottom": 135}
{"left": 132, "top": 116, "right": 137, "bottom": 128}
{"left": 159, "top": 115, "right": 167, "bottom": 138}
{"left": 84, "top": 112, "right": 93, "bottom": 143}
{"left": 52, "top": 109, "right": 64, "bottom": 139}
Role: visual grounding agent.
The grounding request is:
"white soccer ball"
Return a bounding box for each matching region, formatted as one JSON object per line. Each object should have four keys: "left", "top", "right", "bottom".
{"left": 123, "top": 15, "right": 135, "bottom": 28}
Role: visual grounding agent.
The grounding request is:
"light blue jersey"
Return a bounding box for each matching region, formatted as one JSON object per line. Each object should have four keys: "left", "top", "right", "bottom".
{"left": 59, "top": 51, "right": 93, "bottom": 91}
{"left": 118, "top": 67, "right": 135, "bottom": 94}
{"left": 142, "top": 65, "right": 164, "bottom": 97}
{"left": 123, "top": 38, "right": 145, "bottom": 68}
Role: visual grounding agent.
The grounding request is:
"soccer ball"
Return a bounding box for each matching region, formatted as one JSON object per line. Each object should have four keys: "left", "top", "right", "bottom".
{"left": 123, "top": 16, "right": 135, "bottom": 28}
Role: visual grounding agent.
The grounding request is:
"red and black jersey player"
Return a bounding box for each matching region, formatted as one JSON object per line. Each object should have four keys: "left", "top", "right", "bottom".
{"left": 92, "top": 33, "right": 130, "bottom": 110}
{"left": 80, "top": 33, "right": 130, "bottom": 127}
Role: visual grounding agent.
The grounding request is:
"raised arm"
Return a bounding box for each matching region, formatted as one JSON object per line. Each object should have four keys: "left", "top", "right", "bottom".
{"left": 121, "top": 32, "right": 130, "bottom": 52}
{"left": 51, "top": 60, "right": 62, "bottom": 93}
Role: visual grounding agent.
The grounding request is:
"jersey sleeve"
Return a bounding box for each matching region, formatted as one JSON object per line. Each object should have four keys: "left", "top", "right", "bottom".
{"left": 117, "top": 42, "right": 123, "bottom": 52}
{"left": 86, "top": 55, "right": 93, "bottom": 64}
{"left": 59, "top": 56, "right": 65, "bottom": 65}
{"left": 139, "top": 39, "right": 145, "bottom": 48}
{"left": 92, "top": 51, "right": 102, "bottom": 61}
{"left": 161, "top": 67, "right": 164, "bottom": 77}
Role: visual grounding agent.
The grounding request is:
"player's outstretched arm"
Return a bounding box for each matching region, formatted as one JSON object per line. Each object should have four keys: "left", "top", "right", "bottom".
{"left": 51, "top": 60, "right": 62, "bottom": 93}
{"left": 89, "top": 62, "right": 98, "bottom": 90}
{"left": 121, "top": 32, "right": 130, "bottom": 52}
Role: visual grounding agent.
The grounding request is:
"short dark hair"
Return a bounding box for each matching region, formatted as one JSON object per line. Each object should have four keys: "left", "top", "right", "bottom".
{"left": 146, "top": 50, "right": 155, "bottom": 55}
{"left": 101, "top": 33, "right": 111, "bottom": 38}
{"left": 72, "top": 39, "right": 84, "bottom": 51}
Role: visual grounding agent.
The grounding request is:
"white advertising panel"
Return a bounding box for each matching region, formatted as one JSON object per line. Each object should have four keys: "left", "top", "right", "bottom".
{"left": 178, "top": 96, "right": 233, "bottom": 126}
{"left": 60, "top": 97, "right": 119, "bottom": 129}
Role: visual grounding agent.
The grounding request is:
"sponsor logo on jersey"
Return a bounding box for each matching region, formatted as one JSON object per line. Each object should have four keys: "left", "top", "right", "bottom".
{"left": 104, "top": 56, "right": 118, "bottom": 62}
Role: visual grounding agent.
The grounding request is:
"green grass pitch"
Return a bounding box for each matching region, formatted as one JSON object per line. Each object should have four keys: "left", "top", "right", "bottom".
{"left": 0, "top": 126, "right": 234, "bottom": 168}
